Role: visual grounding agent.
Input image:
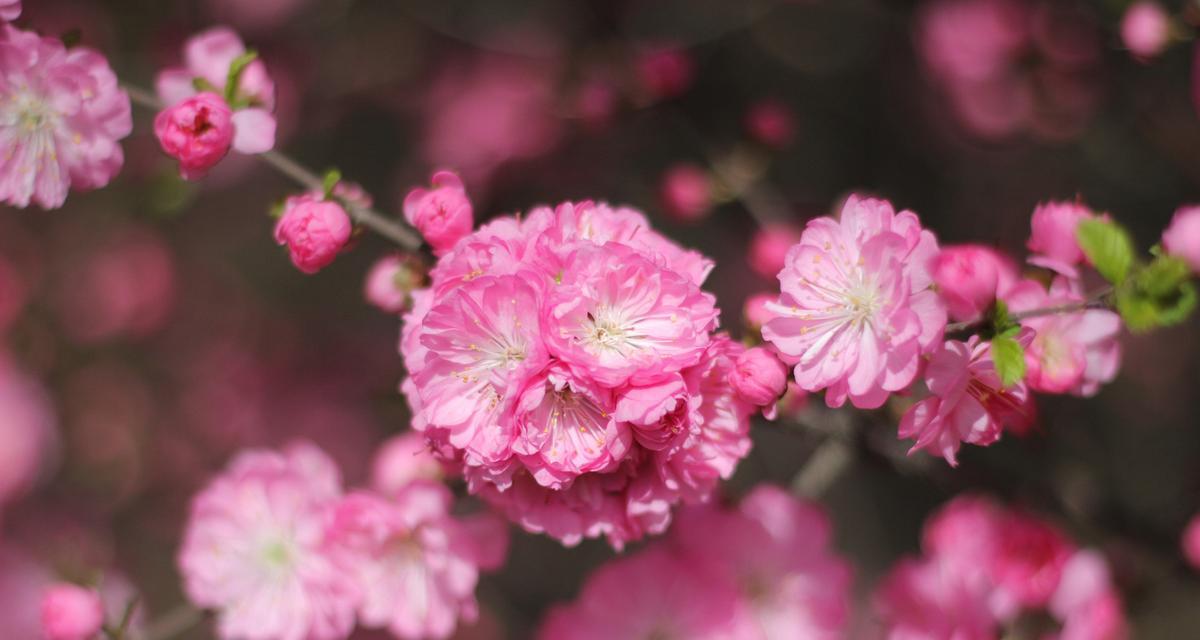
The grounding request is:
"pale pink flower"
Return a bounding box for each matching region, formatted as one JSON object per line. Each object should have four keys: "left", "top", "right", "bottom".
{"left": 370, "top": 432, "right": 446, "bottom": 496}
{"left": 403, "top": 171, "right": 474, "bottom": 256}
{"left": 1050, "top": 551, "right": 1128, "bottom": 640}
{"left": 178, "top": 442, "right": 359, "bottom": 640}
{"left": 673, "top": 486, "right": 852, "bottom": 639}
{"left": 326, "top": 483, "right": 506, "bottom": 640}
{"left": 274, "top": 193, "right": 353, "bottom": 275}
{"left": 1027, "top": 201, "right": 1096, "bottom": 277}
{"left": 0, "top": 0, "right": 18, "bottom": 21}
{"left": 744, "top": 99, "right": 796, "bottom": 148}
{"left": 1162, "top": 205, "right": 1200, "bottom": 273}
{"left": 153, "top": 93, "right": 235, "bottom": 180}
{"left": 931, "top": 244, "right": 1019, "bottom": 322}
{"left": 364, "top": 254, "right": 425, "bottom": 314}
{"left": 1182, "top": 514, "right": 1200, "bottom": 570}
{"left": 899, "top": 336, "right": 1035, "bottom": 466}
{"left": 634, "top": 44, "right": 694, "bottom": 100}
{"left": 729, "top": 346, "right": 788, "bottom": 407}
{"left": 40, "top": 583, "right": 104, "bottom": 640}
{"left": 0, "top": 356, "right": 57, "bottom": 510}
{"left": 875, "top": 557, "right": 997, "bottom": 640}
{"left": 763, "top": 195, "right": 946, "bottom": 409}
{"left": 544, "top": 243, "right": 717, "bottom": 388}
{"left": 1121, "top": 2, "right": 1171, "bottom": 60}
{"left": 155, "top": 27, "right": 276, "bottom": 158}
{"left": 918, "top": 0, "right": 1028, "bottom": 83}
{"left": 748, "top": 223, "right": 804, "bottom": 279}
{"left": 1004, "top": 277, "right": 1122, "bottom": 396}
{"left": 659, "top": 163, "right": 712, "bottom": 221}
{"left": 0, "top": 24, "right": 131, "bottom": 209}
{"left": 538, "top": 548, "right": 742, "bottom": 640}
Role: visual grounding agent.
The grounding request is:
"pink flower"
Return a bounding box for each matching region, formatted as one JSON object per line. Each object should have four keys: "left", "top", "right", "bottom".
{"left": 0, "top": 357, "right": 56, "bottom": 510}
{"left": 538, "top": 548, "right": 743, "bottom": 640}
{"left": 178, "top": 442, "right": 359, "bottom": 640}
{"left": 153, "top": 93, "right": 235, "bottom": 180}
{"left": 742, "top": 292, "right": 778, "bottom": 332}
{"left": 403, "top": 171, "right": 474, "bottom": 256}
{"left": 326, "top": 483, "right": 506, "bottom": 640}
{"left": 931, "top": 244, "right": 1018, "bottom": 322}
{"left": 1027, "top": 201, "right": 1096, "bottom": 277}
{"left": 748, "top": 223, "right": 804, "bottom": 279}
{"left": 987, "top": 510, "right": 1074, "bottom": 612}
{"left": 744, "top": 99, "right": 796, "bottom": 148}
{"left": 0, "top": 24, "right": 131, "bottom": 209}
{"left": 729, "top": 347, "right": 788, "bottom": 407}
{"left": 659, "top": 163, "right": 713, "bottom": 221}
{"left": 762, "top": 195, "right": 946, "bottom": 409}
{"left": 1004, "top": 277, "right": 1122, "bottom": 396}
{"left": 40, "top": 584, "right": 104, "bottom": 640}
{"left": 1121, "top": 2, "right": 1171, "bottom": 60}
{"left": 274, "top": 193, "right": 353, "bottom": 274}
{"left": 1182, "top": 514, "right": 1200, "bottom": 570}
{"left": 673, "top": 486, "right": 852, "bottom": 639}
{"left": 899, "top": 336, "right": 1035, "bottom": 466}
{"left": 634, "top": 44, "right": 694, "bottom": 100}
{"left": 364, "top": 254, "right": 425, "bottom": 314}
{"left": 370, "top": 432, "right": 446, "bottom": 496}
{"left": 154, "top": 27, "right": 276, "bottom": 160}
{"left": 1162, "top": 205, "right": 1200, "bottom": 273}
{"left": 0, "top": 0, "right": 18, "bottom": 21}
{"left": 875, "top": 557, "right": 997, "bottom": 640}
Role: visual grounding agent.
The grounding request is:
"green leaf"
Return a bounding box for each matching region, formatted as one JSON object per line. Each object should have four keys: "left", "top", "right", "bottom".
{"left": 1076, "top": 219, "right": 1136, "bottom": 285}
{"left": 1115, "top": 280, "right": 1197, "bottom": 332}
{"left": 990, "top": 335, "right": 1027, "bottom": 388}
{"left": 321, "top": 169, "right": 342, "bottom": 200}
{"left": 192, "top": 77, "right": 220, "bottom": 94}
{"left": 1135, "top": 255, "right": 1191, "bottom": 298}
{"left": 224, "top": 50, "right": 259, "bottom": 104}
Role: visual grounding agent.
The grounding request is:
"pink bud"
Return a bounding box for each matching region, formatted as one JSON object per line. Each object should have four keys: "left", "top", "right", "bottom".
{"left": 742, "top": 293, "right": 778, "bottom": 331}
{"left": 729, "top": 347, "right": 789, "bottom": 407}
{"left": 931, "top": 245, "right": 1011, "bottom": 322}
{"left": 273, "top": 194, "right": 353, "bottom": 274}
{"left": 1183, "top": 513, "right": 1200, "bottom": 570}
{"left": 635, "top": 44, "right": 694, "bottom": 99}
{"left": 1163, "top": 205, "right": 1200, "bottom": 273}
{"left": 40, "top": 584, "right": 104, "bottom": 640}
{"left": 1121, "top": 2, "right": 1170, "bottom": 60}
{"left": 1027, "top": 201, "right": 1094, "bottom": 276}
{"left": 153, "top": 92, "right": 235, "bottom": 180}
{"left": 749, "top": 223, "right": 804, "bottom": 279}
{"left": 659, "top": 164, "right": 712, "bottom": 222}
{"left": 744, "top": 99, "right": 796, "bottom": 148}
{"left": 402, "top": 171, "right": 474, "bottom": 256}
{"left": 363, "top": 254, "right": 425, "bottom": 313}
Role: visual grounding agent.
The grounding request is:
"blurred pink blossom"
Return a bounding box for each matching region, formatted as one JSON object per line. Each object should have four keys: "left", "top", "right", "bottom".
{"left": 0, "top": 0, "right": 17, "bottom": 21}
{"left": 1121, "top": 2, "right": 1171, "bottom": 60}
{"left": 744, "top": 99, "right": 796, "bottom": 148}
{"left": 370, "top": 432, "right": 445, "bottom": 496}
{"left": 748, "top": 223, "right": 804, "bottom": 279}
{"left": 40, "top": 583, "right": 104, "bottom": 640}
{"left": 875, "top": 557, "right": 996, "bottom": 640}
{"left": 742, "top": 292, "right": 778, "bottom": 332}
{"left": 0, "top": 24, "right": 131, "bottom": 209}
{"left": 1163, "top": 205, "right": 1200, "bottom": 273}
{"left": 659, "top": 163, "right": 713, "bottom": 222}
{"left": 274, "top": 193, "right": 353, "bottom": 274}
{"left": 364, "top": 254, "right": 425, "bottom": 314}
{"left": 154, "top": 93, "right": 235, "bottom": 180}
{"left": 0, "top": 357, "right": 56, "bottom": 512}
{"left": 403, "top": 171, "right": 474, "bottom": 256}
{"left": 1183, "top": 514, "right": 1200, "bottom": 570}
{"left": 634, "top": 44, "right": 694, "bottom": 100}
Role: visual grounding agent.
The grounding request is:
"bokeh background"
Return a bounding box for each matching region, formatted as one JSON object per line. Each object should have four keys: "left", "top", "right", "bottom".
{"left": 3, "top": 0, "right": 1200, "bottom": 636}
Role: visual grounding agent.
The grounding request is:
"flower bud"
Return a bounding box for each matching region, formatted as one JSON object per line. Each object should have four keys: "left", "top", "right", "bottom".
{"left": 364, "top": 254, "right": 425, "bottom": 313}
{"left": 40, "top": 583, "right": 104, "bottom": 640}
{"left": 1027, "top": 202, "right": 1094, "bottom": 276}
{"left": 745, "top": 99, "right": 796, "bottom": 148}
{"left": 403, "top": 171, "right": 474, "bottom": 256}
{"left": 1163, "top": 205, "right": 1200, "bottom": 273}
{"left": 274, "top": 194, "right": 353, "bottom": 274}
{"left": 635, "top": 44, "right": 694, "bottom": 99}
{"left": 153, "top": 92, "right": 235, "bottom": 180}
{"left": 659, "top": 164, "right": 712, "bottom": 222}
{"left": 1121, "top": 2, "right": 1170, "bottom": 60}
{"left": 931, "top": 245, "right": 1008, "bottom": 322}
{"left": 730, "top": 347, "right": 788, "bottom": 407}
{"left": 749, "top": 224, "right": 804, "bottom": 279}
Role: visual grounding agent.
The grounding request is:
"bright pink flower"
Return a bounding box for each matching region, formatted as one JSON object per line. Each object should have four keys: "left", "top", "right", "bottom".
{"left": 1027, "top": 201, "right": 1096, "bottom": 277}
{"left": 742, "top": 292, "right": 778, "bottom": 332}
{"left": 763, "top": 195, "right": 946, "bottom": 409}
{"left": 370, "top": 432, "right": 446, "bottom": 496}
{"left": 613, "top": 373, "right": 694, "bottom": 452}
{"left": 931, "top": 244, "right": 1018, "bottom": 322}
{"left": 0, "top": 357, "right": 56, "bottom": 510}
{"left": 875, "top": 557, "right": 997, "bottom": 640}
{"left": 364, "top": 254, "right": 425, "bottom": 314}
{"left": 538, "top": 548, "right": 742, "bottom": 640}
{"left": 744, "top": 99, "right": 796, "bottom": 148}
{"left": 1182, "top": 514, "right": 1200, "bottom": 570}
{"left": 1163, "top": 205, "right": 1200, "bottom": 273}
{"left": 1121, "top": 2, "right": 1170, "bottom": 60}
{"left": 274, "top": 193, "right": 353, "bottom": 274}
{"left": 899, "top": 336, "right": 1035, "bottom": 466}
{"left": 1004, "top": 277, "right": 1122, "bottom": 396}
{"left": 403, "top": 171, "right": 474, "bottom": 256}
{"left": 153, "top": 93, "right": 234, "bottom": 180}
{"left": 178, "top": 442, "right": 359, "bottom": 640}
{"left": 155, "top": 27, "right": 276, "bottom": 158}
{"left": 634, "top": 44, "right": 694, "bottom": 100}
{"left": 0, "top": 24, "right": 131, "bottom": 209}
{"left": 40, "top": 584, "right": 104, "bottom": 640}
{"left": 326, "top": 483, "right": 506, "bottom": 640}
{"left": 0, "top": 0, "right": 17, "bottom": 21}
{"left": 673, "top": 486, "right": 852, "bottom": 639}
{"left": 748, "top": 223, "right": 804, "bottom": 279}
{"left": 729, "top": 346, "right": 788, "bottom": 407}
{"left": 987, "top": 510, "right": 1074, "bottom": 612}
{"left": 659, "top": 163, "right": 712, "bottom": 221}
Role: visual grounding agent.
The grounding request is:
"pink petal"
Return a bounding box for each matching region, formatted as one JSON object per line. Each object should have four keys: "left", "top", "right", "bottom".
{"left": 231, "top": 108, "right": 276, "bottom": 154}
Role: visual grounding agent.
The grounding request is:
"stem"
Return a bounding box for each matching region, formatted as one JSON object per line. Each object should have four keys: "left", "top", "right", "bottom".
{"left": 122, "top": 84, "right": 422, "bottom": 250}
{"left": 945, "top": 289, "right": 1114, "bottom": 335}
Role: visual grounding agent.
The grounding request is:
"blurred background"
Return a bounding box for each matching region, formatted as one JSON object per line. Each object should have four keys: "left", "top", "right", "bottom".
{"left": 3, "top": 0, "right": 1200, "bottom": 636}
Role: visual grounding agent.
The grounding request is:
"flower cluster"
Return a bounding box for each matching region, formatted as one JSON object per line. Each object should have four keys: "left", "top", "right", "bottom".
{"left": 875, "top": 495, "right": 1127, "bottom": 639}
{"left": 179, "top": 440, "right": 506, "bottom": 640}
{"left": 539, "top": 485, "right": 851, "bottom": 639}
{"left": 0, "top": 23, "right": 131, "bottom": 209}
{"left": 400, "top": 186, "right": 760, "bottom": 547}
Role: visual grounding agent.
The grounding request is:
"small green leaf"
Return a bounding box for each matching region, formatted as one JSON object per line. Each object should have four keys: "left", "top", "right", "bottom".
{"left": 990, "top": 335, "right": 1027, "bottom": 388}
{"left": 322, "top": 169, "right": 342, "bottom": 200}
{"left": 192, "top": 77, "right": 220, "bottom": 94}
{"left": 1076, "top": 219, "right": 1136, "bottom": 285}
{"left": 1135, "top": 255, "right": 1191, "bottom": 298}
{"left": 1115, "top": 280, "right": 1197, "bottom": 332}
{"left": 224, "top": 50, "right": 259, "bottom": 104}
